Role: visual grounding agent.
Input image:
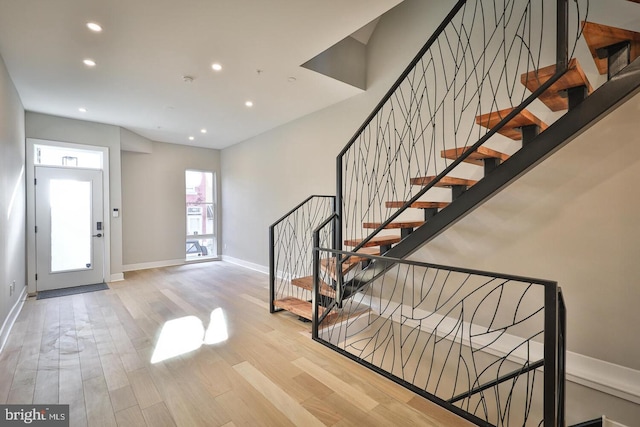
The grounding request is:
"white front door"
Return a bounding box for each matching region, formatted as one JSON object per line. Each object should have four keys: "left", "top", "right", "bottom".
{"left": 35, "top": 166, "right": 105, "bottom": 291}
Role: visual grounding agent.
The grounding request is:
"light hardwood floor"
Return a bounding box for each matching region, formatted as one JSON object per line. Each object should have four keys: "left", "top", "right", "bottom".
{"left": 0, "top": 262, "right": 472, "bottom": 427}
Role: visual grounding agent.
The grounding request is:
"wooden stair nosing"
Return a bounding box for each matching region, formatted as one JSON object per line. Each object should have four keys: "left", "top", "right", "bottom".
{"left": 582, "top": 21, "right": 640, "bottom": 75}
{"left": 344, "top": 235, "right": 401, "bottom": 248}
{"left": 440, "top": 146, "right": 510, "bottom": 166}
{"left": 362, "top": 220, "right": 425, "bottom": 230}
{"left": 520, "top": 58, "right": 594, "bottom": 111}
{"left": 385, "top": 200, "right": 450, "bottom": 209}
{"left": 291, "top": 276, "right": 336, "bottom": 298}
{"left": 475, "top": 108, "right": 549, "bottom": 141}
{"left": 409, "top": 175, "right": 478, "bottom": 188}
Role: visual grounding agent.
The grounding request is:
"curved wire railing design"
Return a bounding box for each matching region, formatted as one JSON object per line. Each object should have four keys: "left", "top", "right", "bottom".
{"left": 268, "top": 0, "right": 596, "bottom": 425}
{"left": 269, "top": 195, "right": 334, "bottom": 311}
{"left": 336, "top": 0, "right": 588, "bottom": 254}
{"left": 313, "top": 245, "right": 566, "bottom": 427}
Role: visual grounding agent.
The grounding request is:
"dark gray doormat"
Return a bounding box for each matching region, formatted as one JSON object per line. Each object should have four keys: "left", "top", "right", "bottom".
{"left": 36, "top": 282, "right": 109, "bottom": 300}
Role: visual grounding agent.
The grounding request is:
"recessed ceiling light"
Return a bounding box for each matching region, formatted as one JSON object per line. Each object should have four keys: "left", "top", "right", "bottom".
{"left": 245, "top": 101, "right": 254, "bottom": 107}
{"left": 83, "top": 59, "right": 96, "bottom": 67}
{"left": 211, "top": 63, "right": 222, "bottom": 71}
{"left": 188, "top": 136, "right": 195, "bottom": 141}
{"left": 78, "top": 107, "right": 87, "bottom": 113}
{"left": 86, "top": 22, "right": 102, "bottom": 32}
{"left": 287, "top": 76, "right": 297, "bottom": 83}
{"left": 200, "top": 129, "right": 207, "bottom": 134}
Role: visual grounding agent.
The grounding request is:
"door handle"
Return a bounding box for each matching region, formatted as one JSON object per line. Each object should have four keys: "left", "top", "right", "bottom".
{"left": 93, "top": 233, "right": 103, "bottom": 238}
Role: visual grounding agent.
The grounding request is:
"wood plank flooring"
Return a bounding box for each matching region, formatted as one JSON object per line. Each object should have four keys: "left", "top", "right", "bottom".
{"left": 0, "top": 261, "right": 472, "bottom": 427}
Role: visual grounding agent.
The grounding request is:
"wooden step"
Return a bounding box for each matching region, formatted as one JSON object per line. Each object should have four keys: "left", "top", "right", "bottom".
{"left": 362, "top": 220, "right": 425, "bottom": 230}
{"left": 344, "top": 235, "right": 401, "bottom": 248}
{"left": 475, "top": 108, "right": 548, "bottom": 140}
{"left": 320, "top": 247, "right": 379, "bottom": 280}
{"left": 520, "top": 58, "right": 594, "bottom": 111}
{"left": 582, "top": 21, "right": 640, "bottom": 75}
{"left": 410, "top": 176, "right": 478, "bottom": 187}
{"left": 441, "top": 146, "right": 510, "bottom": 166}
{"left": 274, "top": 297, "right": 370, "bottom": 325}
{"left": 273, "top": 297, "right": 325, "bottom": 320}
{"left": 291, "top": 276, "right": 336, "bottom": 298}
{"left": 385, "top": 201, "right": 450, "bottom": 209}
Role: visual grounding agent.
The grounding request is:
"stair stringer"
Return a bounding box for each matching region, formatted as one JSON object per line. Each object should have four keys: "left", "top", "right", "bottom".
{"left": 343, "top": 57, "right": 640, "bottom": 294}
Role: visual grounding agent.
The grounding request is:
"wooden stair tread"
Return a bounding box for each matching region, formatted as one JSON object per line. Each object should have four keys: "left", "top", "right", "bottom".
{"left": 520, "top": 58, "right": 594, "bottom": 111}
{"left": 291, "top": 276, "right": 336, "bottom": 298}
{"left": 385, "top": 201, "right": 450, "bottom": 209}
{"left": 273, "top": 297, "right": 327, "bottom": 320}
{"left": 475, "top": 108, "right": 548, "bottom": 140}
{"left": 344, "top": 235, "right": 401, "bottom": 248}
{"left": 274, "top": 297, "right": 371, "bottom": 325}
{"left": 320, "top": 248, "right": 380, "bottom": 279}
{"left": 410, "top": 176, "right": 478, "bottom": 187}
{"left": 362, "top": 220, "right": 425, "bottom": 229}
{"left": 582, "top": 21, "right": 640, "bottom": 75}
{"left": 441, "top": 146, "right": 510, "bottom": 166}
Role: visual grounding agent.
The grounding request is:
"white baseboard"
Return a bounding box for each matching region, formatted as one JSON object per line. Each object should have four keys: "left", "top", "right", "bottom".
{"left": 604, "top": 416, "right": 629, "bottom": 427}
{"left": 109, "top": 273, "right": 125, "bottom": 282}
{"left": 360, "top": 296, "right": 640, "bottom": 405}
{"left": 122, "top": 259, "right": 186, "bottom": 272}
{"left": 221, "top": 255, "right": 268, "bottom": 275}
{"left": 0, "top": 286, "right": 27, "bottom": 354}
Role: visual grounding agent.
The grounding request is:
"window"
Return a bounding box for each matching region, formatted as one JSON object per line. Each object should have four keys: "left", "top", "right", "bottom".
{"left": 185, "top": 170, "right": 216, "bottom": 259}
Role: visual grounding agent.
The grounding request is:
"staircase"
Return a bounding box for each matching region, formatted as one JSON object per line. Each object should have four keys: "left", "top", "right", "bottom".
{"left": 269, "top": 1, "right": 640, "bottom": 425}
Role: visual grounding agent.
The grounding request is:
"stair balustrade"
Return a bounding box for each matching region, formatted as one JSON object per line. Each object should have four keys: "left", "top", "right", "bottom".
{"left": 269, "top": 0, "right": 640, "bottom": 424}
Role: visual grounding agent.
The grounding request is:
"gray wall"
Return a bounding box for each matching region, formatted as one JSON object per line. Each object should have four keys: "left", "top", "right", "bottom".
{"left": 220, "top": 0, "right": 640, "bottom": 424}
{"left": 0, "top": 53, "right": 26, "bottom": 349}
{"left": 121, "top": 141, "right": 221, "bottom": 269}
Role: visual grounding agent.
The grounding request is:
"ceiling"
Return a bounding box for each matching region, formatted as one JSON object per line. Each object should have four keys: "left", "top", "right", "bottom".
{"left": 0, "top": 0, "right": 403, "bottom": 149}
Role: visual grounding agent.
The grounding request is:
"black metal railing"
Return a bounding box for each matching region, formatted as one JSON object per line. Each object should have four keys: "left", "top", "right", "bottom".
{"left": 312, "top": 244, "right": 566, "bottom": 427}
{"left": 269, "top": 195, "right": 335, "bottom": 312}
{"left": 336, "top": 0, "right": 588, "bottom": 259}
{"left": 267, "top": 0, "right": 599, "bottom": 425}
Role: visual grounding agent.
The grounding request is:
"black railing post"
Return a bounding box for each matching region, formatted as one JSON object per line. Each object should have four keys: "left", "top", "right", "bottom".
{"left": 336, "top": 155, "right": 343, "bottom": 253}
{"left": 557, "top": 0, "right": 569, "bottom": 71}
{"left": 312, "top": 228, "right": 320, "bottom": 340}
{"left": 544, "top": 284, "right": 559, "bottom": 426}
{"left": 558, "top": 290, "right": 567, "bottom": 426}
{"left": 269, "top": 225, "right": 276, "bottom": 313}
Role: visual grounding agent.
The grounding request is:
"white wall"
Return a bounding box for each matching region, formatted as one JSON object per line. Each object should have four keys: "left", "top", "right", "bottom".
{"left": 220, "top": 0, "right": 640, "bottom": 424}
{"left": 25, "top": 112, "right": 124, "bottom": 283}
{"left": 0, "top": 53, "right": 26, "bottom": 350}
{"left": 221, "top": 0, "right": 451, "bottom": 266}
{"left": 121, "top": 141, "right": 221, "bottom": 270}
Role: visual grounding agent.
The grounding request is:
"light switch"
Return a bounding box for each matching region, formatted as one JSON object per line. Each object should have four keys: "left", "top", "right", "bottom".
{"left": 113, "top": 208, "right": 119, "bottom": 218}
